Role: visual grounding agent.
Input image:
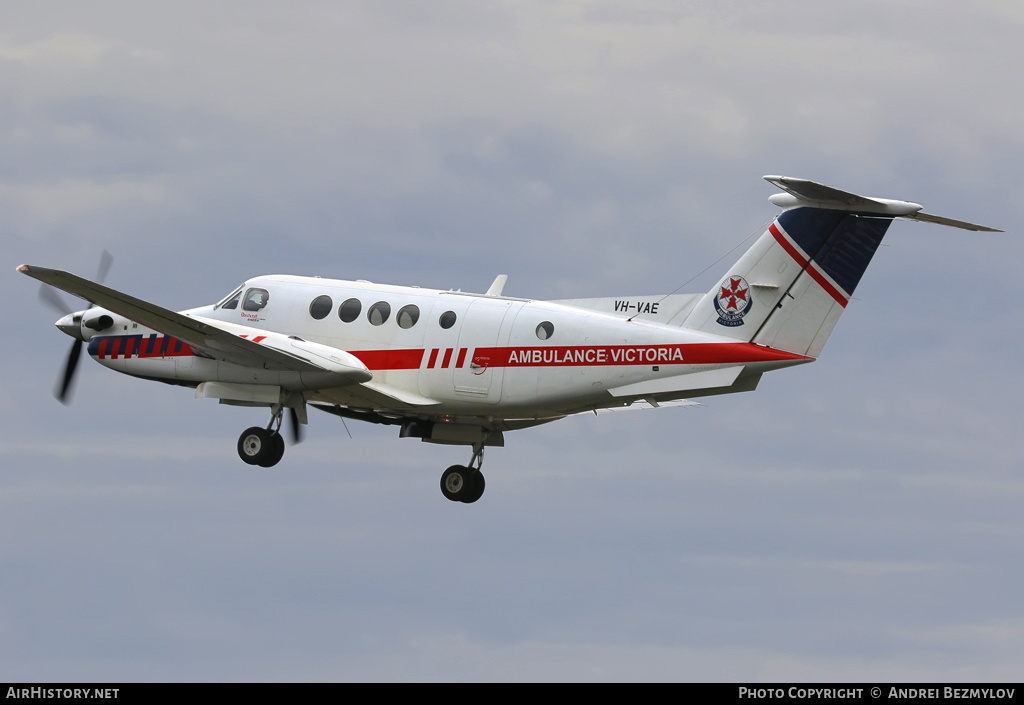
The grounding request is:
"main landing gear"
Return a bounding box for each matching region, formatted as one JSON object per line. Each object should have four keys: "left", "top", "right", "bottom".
{"left": 440, "top": 444, "right": 486, "bottom": 504}
{"left": 237, "top": 406, "right": 288, "bottom": 467}
{"left": 237, "top": 426, "right": 285, "bottom": 467}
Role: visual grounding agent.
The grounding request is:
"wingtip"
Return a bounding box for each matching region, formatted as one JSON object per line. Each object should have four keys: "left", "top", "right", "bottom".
{"left": 17, "top": 264, "right": 29, "bottom": 274}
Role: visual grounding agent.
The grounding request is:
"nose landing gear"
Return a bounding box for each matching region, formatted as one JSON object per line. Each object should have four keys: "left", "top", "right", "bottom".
{"left": 440, "top": 444, "right": 486, "bottom": 504}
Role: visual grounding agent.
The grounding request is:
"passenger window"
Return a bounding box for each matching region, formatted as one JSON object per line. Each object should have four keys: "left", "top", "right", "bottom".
{"left": 536, "top": 321, "right": 554, "bottom": 340}
{"left": 309, "top": 295, "right": 332, "bottom": 320}
{"left": 338, "top": 298, "right": 361, "bottom": 323}
{"left": 439, "top": 311, "right": 457, "bottom": 329}
{"left": 397, "top": 305, "right": 420, "bottom": 329}
{"left": 243, "top": 288, "right": 270, "bottom": 312}
{"left": 367, "top": 301, "right": 391, "bottom": 326}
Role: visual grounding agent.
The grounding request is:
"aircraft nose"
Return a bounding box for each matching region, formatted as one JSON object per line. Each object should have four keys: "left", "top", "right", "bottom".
{"left": 55, "top": 312, "right": 84, "bottom": 341}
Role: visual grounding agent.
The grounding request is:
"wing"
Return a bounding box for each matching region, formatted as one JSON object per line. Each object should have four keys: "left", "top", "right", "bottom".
{"left": 312, "top": 380, "right": 442, "bottom": 410}
{"left": 18, "top": 264, "right": 366, "bottom": 378}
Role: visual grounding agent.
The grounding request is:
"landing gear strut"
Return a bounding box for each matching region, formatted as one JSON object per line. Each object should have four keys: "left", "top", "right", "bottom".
{"left": 440, "top": 444, "right": 486, "bottom": 504}
{"left": 237, "top": 406, "right": 287, "bottom": 467}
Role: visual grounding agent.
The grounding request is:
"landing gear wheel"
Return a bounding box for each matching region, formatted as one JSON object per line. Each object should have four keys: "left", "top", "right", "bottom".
{"left": 237, "top": 426, "right": 280, "bottom": 466}
{"left": 441, "top": 465, "right": 471, "bottom": 502}
{"left": 257, "top": 432, "right": 286, "bottom": 468}
{"left": 461, "top": 470, "right": 485, "bottom": 504}
{"left": 440, "top": 465, "right": 486, "bottom": 503}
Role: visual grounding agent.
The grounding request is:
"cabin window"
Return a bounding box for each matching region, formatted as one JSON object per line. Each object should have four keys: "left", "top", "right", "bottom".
{"left": 397, "top": 304, "right": 420, "bottom": 329}
{"left": 438, "top": 311, "right": 457, "bottom": 329}
{"left": 367, "top": 301, "right": 391, "bottom": 326}
{"left": 309, "top": 295, "right": 333, "bottom": 320}
{"left": 243, "top": 288, "right": 270, "bottom": 312}
{"left": 536, "top": 321, "right": 554, "bottom": 340}
{"left": 217, "top": 286, "right": 243, "bottom": 310}
{"left": 338, "top": 298, "right": 361, "bottom": 323}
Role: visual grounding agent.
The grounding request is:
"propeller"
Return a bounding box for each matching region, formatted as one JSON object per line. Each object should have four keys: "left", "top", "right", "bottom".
{"left": 38, "top": 283, "right": 73, "bottom": 317}
{"left": 287, "top": 407, "right": 304, "bottom": 445}
{"left": 55, "top": 331, "right": 84, "bottom": 404}
{"left": 94, "top": 250, "right": 113, "bottom": 288}
{"left": 38, "top": 251, "right": 113, "bottom": 404}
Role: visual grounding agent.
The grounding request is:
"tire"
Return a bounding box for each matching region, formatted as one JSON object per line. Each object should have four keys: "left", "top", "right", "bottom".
{"left": 258, "top": 432, "right": 286, "bottom": 467}
{"left": 461, "top": 470, "right": 485, "bottom": 504}
{"left": 440, "top": 465, "right": 471, "bottom": 502}
{"left": 237, "top": 426, "right": 272, "bottom": 466}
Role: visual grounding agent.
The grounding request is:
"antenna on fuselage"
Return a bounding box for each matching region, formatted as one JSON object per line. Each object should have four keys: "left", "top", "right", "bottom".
{"left": 485, "top": 274, "right": 508, "bottom": 297}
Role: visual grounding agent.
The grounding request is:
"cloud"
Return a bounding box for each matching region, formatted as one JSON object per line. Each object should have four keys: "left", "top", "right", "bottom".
{"left": 2, "top": 0, "right": 1023, "bottom": 683}
{"left": 2, "top": 178, "right": 178, "bottom": 240}
{"left": 0, "top": 33, "right": 115, "bottom": 69}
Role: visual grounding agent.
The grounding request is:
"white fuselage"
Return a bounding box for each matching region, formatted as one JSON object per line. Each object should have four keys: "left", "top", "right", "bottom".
{"left": 84, "top": 274, "right": 811, "bottom": 419}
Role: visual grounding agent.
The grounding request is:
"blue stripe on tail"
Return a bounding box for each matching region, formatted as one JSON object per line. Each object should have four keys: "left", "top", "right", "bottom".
{"left": 777, "top": 208, "right": 893, "bottom": 296}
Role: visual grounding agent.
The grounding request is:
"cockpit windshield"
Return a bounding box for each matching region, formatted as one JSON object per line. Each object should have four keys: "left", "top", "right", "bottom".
{"left": 215, "top": 285, "right": 243, "bottom": 310}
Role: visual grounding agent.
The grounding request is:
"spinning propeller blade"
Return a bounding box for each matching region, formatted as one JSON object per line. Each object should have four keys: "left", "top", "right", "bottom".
{"left": 288, "top": 407, "right": 304, "bottom": 445}
{"left": 55, "top": 340, "right": 83, "bottom": 404}
{"left": 38, "top": 284, "right": 73, "bottom": 316}
{"left": 95, "top": 250, "right": 113, "bottom": 287}
{"left": 42, "top": 251, "right": 114, "bottom": 405}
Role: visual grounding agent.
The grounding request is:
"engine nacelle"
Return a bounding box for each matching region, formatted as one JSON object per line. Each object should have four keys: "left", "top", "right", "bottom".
{"left": 190, "top": 315, "right": 372, "bottom": 384}
{"left": 259, "top": 332, "right": 372, "bottom": 383}
{"left": 56, "top": 307, "right": 126, "bottom": 342}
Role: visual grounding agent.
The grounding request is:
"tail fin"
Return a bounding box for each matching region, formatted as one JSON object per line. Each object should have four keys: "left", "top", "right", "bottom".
{"left": 682, "top": 176, "right": 999, "bottom": 358}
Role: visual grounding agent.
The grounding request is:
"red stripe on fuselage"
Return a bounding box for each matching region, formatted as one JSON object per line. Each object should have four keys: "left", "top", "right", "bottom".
{"left": 769, "top": 222, "right": 849, "bottom": 308}
{"left": 349, "top": 348, "right": 427, "bottom": 370}
{"left": 90, "top": 338, "right": 809, "bottom": 370}
{"left": 338, "top": 344, "right": 809, "bottom": 371}
{"left": 472, "top": 343, "right": 811, "bottom": 368}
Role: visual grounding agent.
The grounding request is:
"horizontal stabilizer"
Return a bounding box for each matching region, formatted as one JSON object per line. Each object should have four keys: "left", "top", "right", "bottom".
{"left": 608, "top": 366, "right": 743, "bottom": 398}
{"left": 592, "top": 399, "right": 701, "bottom": 413}
{"left": 764, "top": 175, "right": 1001, "bottom": 231}
{"left": 764, "top": 175, "right": 923, "bottom": 216}
{"left": 903, "top": 211, "right": 1002, "bottom": 232}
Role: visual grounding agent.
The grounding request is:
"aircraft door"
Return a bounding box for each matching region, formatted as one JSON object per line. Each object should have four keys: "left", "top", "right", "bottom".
{"left": 418, "top": 295, "right": 474, "bottom": 401}
{"left": 452, "top": 297, "right": 514, "bottom": 404}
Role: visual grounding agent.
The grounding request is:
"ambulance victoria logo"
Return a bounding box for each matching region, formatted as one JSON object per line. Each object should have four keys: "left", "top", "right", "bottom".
{"left": 714, "top": 275, "right": 752, "bottom": 327}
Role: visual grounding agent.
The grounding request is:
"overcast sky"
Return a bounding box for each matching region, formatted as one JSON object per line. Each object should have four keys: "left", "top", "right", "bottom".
{"left": 3, "top": 0, "right": 1023, "bottom": 682}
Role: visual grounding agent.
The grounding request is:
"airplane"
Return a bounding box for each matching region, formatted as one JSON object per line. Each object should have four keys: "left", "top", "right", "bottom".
{"left": 18, "top": 176, "right": 1000, "bottom": 504}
